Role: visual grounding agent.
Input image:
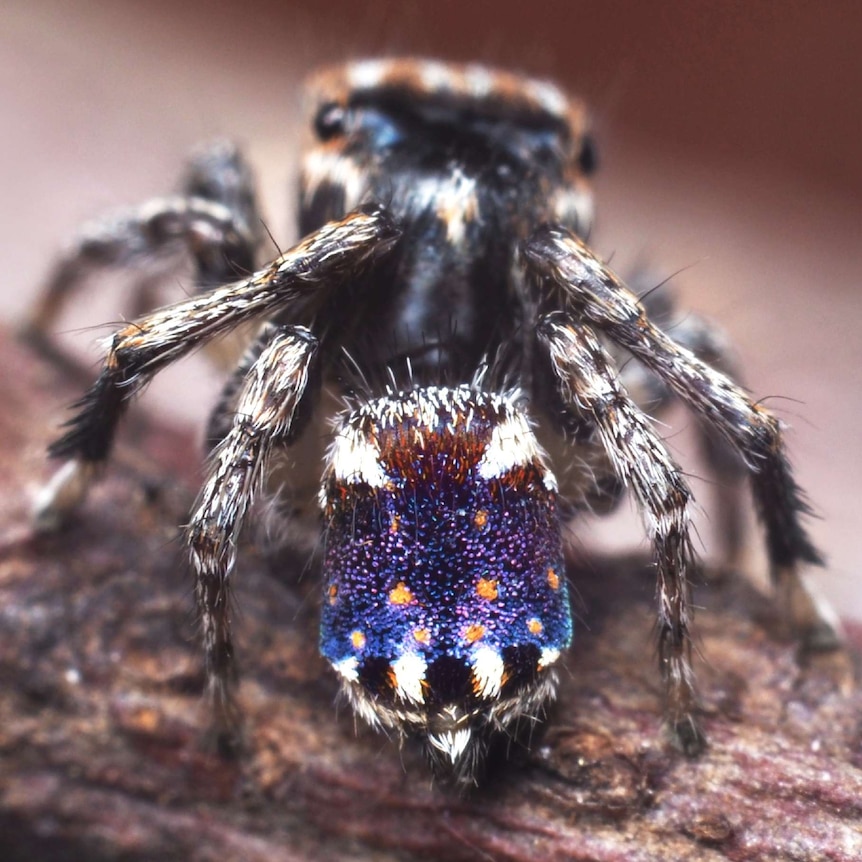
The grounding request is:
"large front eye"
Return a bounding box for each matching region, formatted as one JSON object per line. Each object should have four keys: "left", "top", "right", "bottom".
{"left": 314, "top": 101, "right": 347, "bottom": 141}
{"left": 355, "top": 107, "right": 404, "bottom": 149}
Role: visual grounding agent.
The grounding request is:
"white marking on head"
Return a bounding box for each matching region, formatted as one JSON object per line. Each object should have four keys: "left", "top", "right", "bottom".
{"left": 435, "top": 168, "right": 479, "bottom": 247}
{"left": 428, "top": 728, "right": 472, "bottom": 764}
{"left": 348, "top": 59, "right": 389, "bottom": 91}
{"left": 525, "top": 80, "right": 569, "bottom": 118}
{"left": 391, "top": 652, "right": 427, "bottom": 704}
{"left": 472, "top": 645, "right": 505, "bottom": 698}
{"left": 407, "top": 170, "right": 478, "bottom": 248}
{"left": 420, "top": 60, "right": 452, "bottom": 93}
{"left": 551, "top": 185, "right": 595, "bottom": 235}
{"left": 301, "top": 148, "right": 367, "bottom": 211}
{"left": 326, "top": 424, "right": 387, "bottom": 488}
{"left": 463, "top": 65, "right": 494, "bottom": 100}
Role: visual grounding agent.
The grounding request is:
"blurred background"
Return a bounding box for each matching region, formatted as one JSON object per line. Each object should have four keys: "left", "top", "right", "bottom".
{"left": 2, "top": 0, "right": 860, "bottom": 617}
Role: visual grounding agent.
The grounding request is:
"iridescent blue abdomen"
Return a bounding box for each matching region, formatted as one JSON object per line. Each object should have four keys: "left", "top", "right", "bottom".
{"left": 319, "top": 386, "right": 571, "bottom": 768}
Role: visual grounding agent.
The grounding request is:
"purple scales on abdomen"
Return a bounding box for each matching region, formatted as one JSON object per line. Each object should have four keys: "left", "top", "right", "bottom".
{"left": 319, "top": 385, "right": 571, "bottom": 764}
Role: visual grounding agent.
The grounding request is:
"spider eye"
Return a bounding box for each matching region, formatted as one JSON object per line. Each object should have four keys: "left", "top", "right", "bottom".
{"left": 314, "top": 102, "right": 347, "bottom": 140}
{"left": 577, "top": 133, "right": 598, "bottom": 175}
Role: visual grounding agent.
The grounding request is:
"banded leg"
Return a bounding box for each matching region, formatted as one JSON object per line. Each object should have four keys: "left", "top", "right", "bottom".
{"left": 186, "top": 325, "right": 318, "bottom": 747}
{"left": 524, "top": 227, "right": 840, "bottom": 648}
{"left": 24, "top": 142, "right": 261, "bottom": 349}
{"left": 204, "top": 322, "right": 280, "bottom": 451}
{"left": 34, "top": 204, "right": 400, "bottom": 530}
{"left": 537, "top": 313, "right": 703, "bottom": 752}
{"left": 618, "top": 307, "right": 748, "bottom": 571}
{"left": 668, "top": 314, "right": 748, "bottom": 569}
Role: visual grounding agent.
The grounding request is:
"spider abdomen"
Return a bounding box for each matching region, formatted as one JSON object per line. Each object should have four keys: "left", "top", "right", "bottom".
{"left": 319, "top": 385, "right": 571, "bottom": 780}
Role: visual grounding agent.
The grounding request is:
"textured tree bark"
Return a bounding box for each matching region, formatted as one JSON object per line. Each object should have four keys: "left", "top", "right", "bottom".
{"left": 1, "top": 327, "right": 860, "bottom": 862}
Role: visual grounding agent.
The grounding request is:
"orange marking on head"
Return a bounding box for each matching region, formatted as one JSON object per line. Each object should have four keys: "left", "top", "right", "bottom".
{"left": 464, "top": 623, "right": 486, "bottom": 644}
{"left": 547, "top": 567, "right": 560, "bottom": 590}
{"left": 328, "top": 584, "right": 339, "bottom": 605}
{"left": 351, "top": 630, "right": 366, "bottom": 650}
{"left": 476, "top": 577, "right": 498, "bottom": 601}
{"left": 413, "top": 627, "right": 431, "bottom": 645}
{"left": 527, "top": 618, "right": 543, "bottom": 635}
{"left": 473, "top": 509, "right": 489, "bottom": 529}
{"left": 389, "top": 514, "right": 401, "bottom": 534}
{"left": 389, "top": 581, "right": 414, "bottom": 605}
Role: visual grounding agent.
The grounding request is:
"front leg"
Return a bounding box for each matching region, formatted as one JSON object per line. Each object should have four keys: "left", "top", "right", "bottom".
{"left": 537, "top": 313, "right": 703, "bottom": 752}
{"left": 187, "top": 325, "right": 318, "bottom": 750}
{"left": 35, "top": 204, "right": 400, "bottom": 530}
{"left": 525, "top": 227, "right": 841, "bottom": 649}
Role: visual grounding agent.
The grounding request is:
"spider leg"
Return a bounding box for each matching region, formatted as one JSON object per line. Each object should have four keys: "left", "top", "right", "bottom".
{"left": 204, "top": 322, "right": 278, "bottom": 451}
{"left": 618, "top": 304, "right": 748, "bottom": 572}
{"left": 34, "top": 204, "right": 400, "bottom": 530}
{"left": 23, "top": 142, "right": 262, "bottom": 351}
{"left": 665, "top": 314, "right": 749, "bottom": 570}
{"left": 551, "top": 307, "right": 744, "bottom": 530}
{"left": 537, "top": 313, "right": 703, "bottom": 753}
{"left": 524, "top": 226, "right": 841, "bottom": 649}
{"left": 186, "top": 325, "right": 318, "bottom": 750}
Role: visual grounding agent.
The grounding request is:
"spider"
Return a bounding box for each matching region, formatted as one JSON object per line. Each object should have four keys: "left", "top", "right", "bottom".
{"left": 27, "top": 59, "right": 839, "bottom": 788}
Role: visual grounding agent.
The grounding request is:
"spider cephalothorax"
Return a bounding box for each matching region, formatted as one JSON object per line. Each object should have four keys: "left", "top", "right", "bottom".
{"left": 30, "top": 58, "right": 838, "bottom": 787}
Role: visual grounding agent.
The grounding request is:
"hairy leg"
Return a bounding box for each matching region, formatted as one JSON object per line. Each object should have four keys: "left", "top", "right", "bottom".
{"left": 187, "top": 325, "right": 318, "bottom": 749}
{"left": 34, "top": 204, "right": 399, "bottom": 530}
{"left": 538, "top": 313, "right": 702, "bottom": 751}
{"left": 525, "top": 227, "right": 840, "bottom": 648}
{"left": 617, "top": 295, "right": 749, "bottom": 570}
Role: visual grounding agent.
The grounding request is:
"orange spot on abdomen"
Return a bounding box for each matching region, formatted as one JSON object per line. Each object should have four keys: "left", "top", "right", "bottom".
{"left": 389, "top": 581, "right": 414, "bottom": 605}
{"left": 476, "top": 577, "right": 498, "bottom": 601}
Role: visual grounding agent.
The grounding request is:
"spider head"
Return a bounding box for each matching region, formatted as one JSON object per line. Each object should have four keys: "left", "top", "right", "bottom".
{"left": 300, "top": 59, "right": 596, "bottom": 239}
{"left": 319, "top": 385, "right": 572, "bottom": 786}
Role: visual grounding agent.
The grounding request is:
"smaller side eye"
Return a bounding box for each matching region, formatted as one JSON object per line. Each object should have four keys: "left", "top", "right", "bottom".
{"left": 314, "top": 102, "right": 347, "bottom": 141}
{"left": 577, "top": 134, "right": 598, "bottom": 176}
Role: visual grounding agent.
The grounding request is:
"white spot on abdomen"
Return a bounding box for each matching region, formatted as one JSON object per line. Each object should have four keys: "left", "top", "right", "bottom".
{"left": 392, "top": 652, "right": 427, "bottom": 704}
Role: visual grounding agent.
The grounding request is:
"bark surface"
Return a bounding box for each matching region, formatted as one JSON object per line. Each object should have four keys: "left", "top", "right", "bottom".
{"left": 1, "top": 328, "right": 860, "bottom": 862}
